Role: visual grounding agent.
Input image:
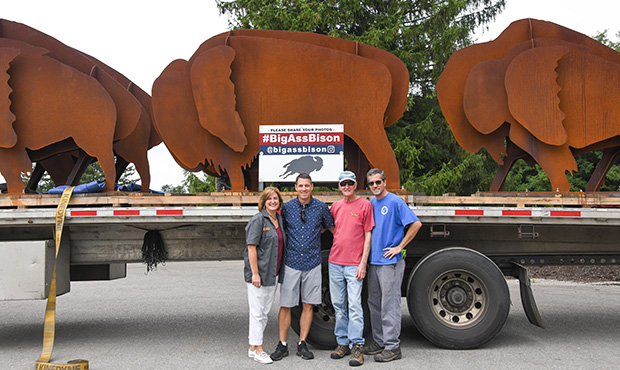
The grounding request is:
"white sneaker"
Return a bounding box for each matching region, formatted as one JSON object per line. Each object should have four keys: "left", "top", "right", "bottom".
{"left": 248, "top": 349, "right": 257, "bottom": 358}
{"left": 254, "top": 351, "right": 273, "bottom": 364}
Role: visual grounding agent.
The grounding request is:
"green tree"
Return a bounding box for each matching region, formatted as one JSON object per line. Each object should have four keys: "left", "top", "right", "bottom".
{"left": 162, "top": 171, "right": 216, "bottom": 194}
{"left": 216, "top": 0, "right": 506, "bottom": 194}
{"left": 161, "top": 183, "right": 186, "bottom": 193}
{"left": 181, "top": 171, "right": 216, "bottom": 193}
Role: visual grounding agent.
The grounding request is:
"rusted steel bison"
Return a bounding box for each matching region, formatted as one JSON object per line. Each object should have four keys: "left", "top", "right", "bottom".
{"left": 437, "top": 18, "right": 620, "bottom": 192}
{"left": 151, "top": 30, "right": 409, "bottom": 191}
{"left": 0, "top": 19, "right": 158, "bottom": 194}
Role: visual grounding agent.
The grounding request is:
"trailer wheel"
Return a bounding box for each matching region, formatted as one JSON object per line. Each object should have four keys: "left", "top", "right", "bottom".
{"left": 291, "top": 250, "right": 370, "bottom": 349}
{"left": 406, "top": 247, "right": 510, "bottom": 349}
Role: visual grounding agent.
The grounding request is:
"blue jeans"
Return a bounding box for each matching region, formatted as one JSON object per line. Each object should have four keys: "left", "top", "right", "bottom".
{"left": 329, "top": 262, "right": 365, "bottom": 346}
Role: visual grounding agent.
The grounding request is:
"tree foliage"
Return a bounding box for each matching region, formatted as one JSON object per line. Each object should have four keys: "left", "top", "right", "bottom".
{"left": 162, "top": 171, "right": 216, "bottom": 194}
{"left": 215, "top": 0, "right": 506, "bottom": 195}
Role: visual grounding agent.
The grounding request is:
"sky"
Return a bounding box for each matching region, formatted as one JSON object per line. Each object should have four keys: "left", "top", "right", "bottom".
{"left": 2, "top": 0, "right": 619, "bottom": 191}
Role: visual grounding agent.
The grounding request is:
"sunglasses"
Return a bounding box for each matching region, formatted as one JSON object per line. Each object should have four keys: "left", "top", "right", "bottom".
{"left": 368, "top": 180, "right": 383, "bottom": 187}
{"left": 339, "top": 180, "right": 355, "bottom": 187}
{"left": 300, "top": 206, "right": 306, "bottom": 223}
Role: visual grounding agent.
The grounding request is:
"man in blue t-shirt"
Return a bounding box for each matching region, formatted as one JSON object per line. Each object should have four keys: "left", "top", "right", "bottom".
{"left": 270, "top": 173, "right": 334, "bottom": 362}
{"left": 364, "top": 168, "right": 422, "bottom": 362}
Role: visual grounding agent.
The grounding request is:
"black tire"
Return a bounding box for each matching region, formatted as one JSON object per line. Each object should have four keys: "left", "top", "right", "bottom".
{"left": 406, "top": 247, "right": 510, "bottom": 349}
{"left": 291, "top": 250, "right": 370, "bottom": 349}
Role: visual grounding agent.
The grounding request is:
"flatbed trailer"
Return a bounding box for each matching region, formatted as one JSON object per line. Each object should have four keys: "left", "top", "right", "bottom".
{"left": 1, "top": 191, "right": 619, "bottom": 349}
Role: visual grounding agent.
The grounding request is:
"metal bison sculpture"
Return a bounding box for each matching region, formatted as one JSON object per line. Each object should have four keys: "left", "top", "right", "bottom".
{"left": 152, "top": 30, "right": 409, "bottom": 191}
{"left": 438, "top": 18, "right": 620, "bottom": 192}
{"left": 0, "top": 19, "right": 157, "bottom": 194}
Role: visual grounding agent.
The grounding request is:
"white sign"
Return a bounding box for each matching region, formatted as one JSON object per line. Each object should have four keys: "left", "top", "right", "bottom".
{"left": 258, "top": 124, "right": 344, "bottom": 183}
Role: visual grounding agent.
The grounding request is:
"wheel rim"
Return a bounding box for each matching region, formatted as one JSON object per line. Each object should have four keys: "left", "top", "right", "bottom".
{"left": 429, "top": 269, "right": 487, "bottom": 328}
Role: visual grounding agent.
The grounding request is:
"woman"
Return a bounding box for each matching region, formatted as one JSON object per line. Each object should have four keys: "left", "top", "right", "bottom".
{"left": 244, "top": 186, "right": 285, "bottom": 364}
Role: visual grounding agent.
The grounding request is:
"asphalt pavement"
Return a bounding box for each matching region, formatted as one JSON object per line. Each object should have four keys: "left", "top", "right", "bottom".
{"left": 1, "top": 261, "right": 619, "bottom": 369}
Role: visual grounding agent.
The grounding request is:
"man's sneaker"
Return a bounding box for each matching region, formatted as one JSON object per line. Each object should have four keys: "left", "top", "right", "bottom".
{"left": 374, "top": 347, "right": 402, "bottom": 362}
{"left": 254, "top": 351, "right": 274, "bottom": 364}
{"left": 296, "top": 341, "right": 314, "bottom": 360}
{"left": 330, "top": 344, "right": 351, "bottom": 359}
{"left": 349, "top": 344, "right": 364, "bottom": 366}
{"left": 248, "top": 348, "right": 257, "bottom": 358}
{"left": 363, "top": 341, "right": 384, "bottom": 355}
{"left": 270, "top": 341, "right": 288, "bottom": 361}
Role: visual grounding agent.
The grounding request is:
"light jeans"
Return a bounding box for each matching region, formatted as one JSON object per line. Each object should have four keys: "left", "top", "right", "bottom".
{"left": 247, "top": 283, "right": 277, "bottom": 346}
{"left": 329, "top": 262, "right": 365, "bottom": 346}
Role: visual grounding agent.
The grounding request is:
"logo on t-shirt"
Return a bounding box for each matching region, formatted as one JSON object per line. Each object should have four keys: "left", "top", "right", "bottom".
{"left": 350, "top": 212, "right": 359, "bottom": 217}
{"left": 381, "top": 206, "right": 388, "bottom": 215}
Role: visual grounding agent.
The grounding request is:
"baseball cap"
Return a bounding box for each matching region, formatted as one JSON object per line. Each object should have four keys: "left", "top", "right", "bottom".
{"left": 338, "top": 171, "right": 356, "bottom": 184}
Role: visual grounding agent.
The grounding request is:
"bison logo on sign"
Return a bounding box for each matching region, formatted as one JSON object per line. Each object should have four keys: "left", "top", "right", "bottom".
{"left": 280, "top": 156, "right": 323, "bottom": 179}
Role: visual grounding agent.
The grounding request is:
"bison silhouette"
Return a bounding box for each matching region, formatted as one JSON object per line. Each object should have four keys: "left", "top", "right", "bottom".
{"left": 437, "top": 18, "right": 620, "bottom": 192}
{"left": 280, "top": 156, "right": 323, "bottom": 179}
{"left": 152, "top": 30, "right": 409, "bottom": 191}
{"left": 0, "top": 19, "right": 157, "bottom": 193}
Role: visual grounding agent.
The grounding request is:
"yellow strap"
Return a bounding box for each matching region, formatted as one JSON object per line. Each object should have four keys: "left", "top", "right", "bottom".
{"left": 36, "top": 187, "right": 89, "bottom": 370}
{"left": 35, "top": 359, "right": 89, "bottom": 370}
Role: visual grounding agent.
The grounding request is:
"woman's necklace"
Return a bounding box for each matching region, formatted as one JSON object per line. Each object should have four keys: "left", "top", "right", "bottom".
{"left": 268, "top": 212, "right": 279, "bottom": 228}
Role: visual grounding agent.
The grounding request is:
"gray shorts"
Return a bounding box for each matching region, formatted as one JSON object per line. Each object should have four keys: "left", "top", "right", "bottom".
{"left": 279, "top": 264, "right": 322, "bottom": 307}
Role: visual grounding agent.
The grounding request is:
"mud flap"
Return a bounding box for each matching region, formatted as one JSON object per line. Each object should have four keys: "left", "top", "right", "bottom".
{"left": 511, "top": 262, "right": 545, "bottom": 329}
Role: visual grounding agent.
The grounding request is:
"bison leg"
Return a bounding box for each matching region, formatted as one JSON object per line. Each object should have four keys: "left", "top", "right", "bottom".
{"left": 509, "top": 124, "right": 574, "bottom": 192}
{"left": 225, "top": 165, "right": 246, "bottom": 192}
{"left": 348, "top": 126, "right": 400, "bottom": 190}
{"left": 0, "top": 149, "right": 31, "bottom": 194}
{"left": 128, "top": 153, "right": 151, "bottom": 192}
{"left": 586, "top": 147, "right": 620, "bottom": 192}
{"left": 98, "top": 153, "right": 117, "bottom": 192}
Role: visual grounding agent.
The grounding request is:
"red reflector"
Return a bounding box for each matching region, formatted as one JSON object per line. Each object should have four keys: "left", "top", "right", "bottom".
{"left": 157, "top": 210, "right": 183, "bottom": 215}
{"left": 70, "top": 210, "right": 97, "bottom": 216}
{"left": 550, "top": 211, "right": 581, "bottom": 217}
{"left": 502, "top": 210, "right": 531, "bottom": 216}
{"left": 114, "top": 210, "right": 140, "bottom": 216}
{"left": 455, "top": 210, "right": 484, "bottom": 216}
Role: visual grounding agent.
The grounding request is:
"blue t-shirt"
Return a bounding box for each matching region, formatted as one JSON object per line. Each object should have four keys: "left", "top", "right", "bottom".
{"left": 370, "top": 192, "right": 419, "bottom": 265}
{"left": 282, "top": 197, "right": 335, "bottom": 271}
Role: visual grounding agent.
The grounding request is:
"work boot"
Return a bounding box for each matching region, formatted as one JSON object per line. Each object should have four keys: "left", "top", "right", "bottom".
{"left": 374, "top": 347, "right": 402, "bottom": 362}
{"left": 296, "top": 341, "right": 314, "bottom": 360}
{"left": 330, "top": 344, "right": 351, "bottom": 359}
{"left": 349, "top": 344, "right": 364, "bottom": 366}
{"left": 270, "top": 341, "right": 288, "bottom": 361}
{"left": 363, "top": 341, "right": 384, "bottom": 355}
